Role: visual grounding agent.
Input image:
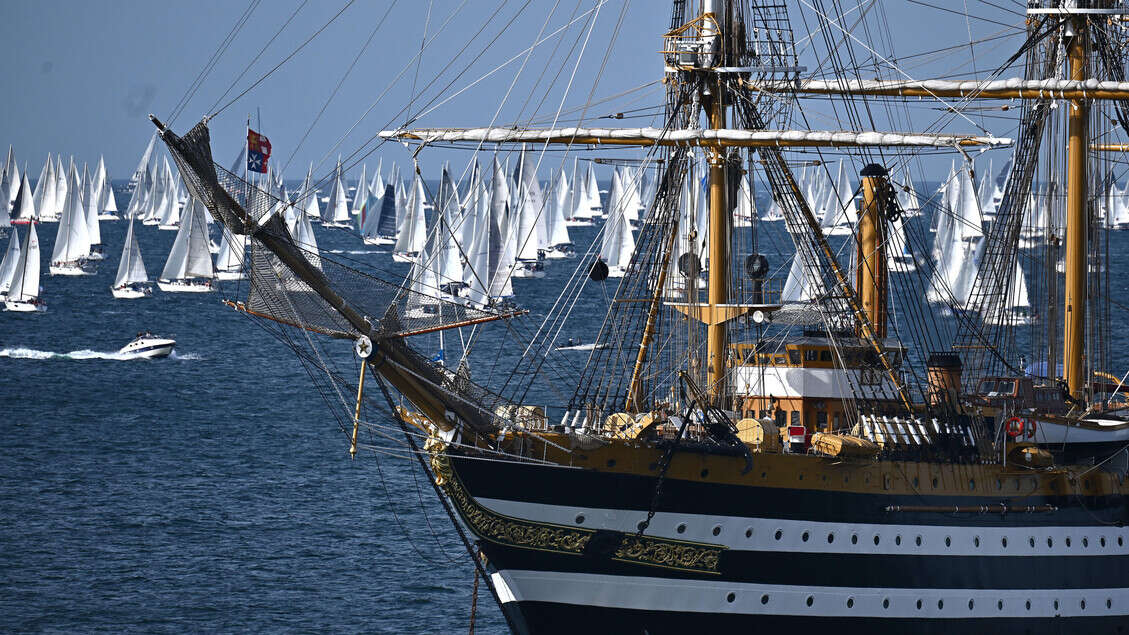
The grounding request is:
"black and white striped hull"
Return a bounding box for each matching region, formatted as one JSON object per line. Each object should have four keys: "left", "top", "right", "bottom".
{"left": 442, "top": 453, "right": 1129, "bottom": 634}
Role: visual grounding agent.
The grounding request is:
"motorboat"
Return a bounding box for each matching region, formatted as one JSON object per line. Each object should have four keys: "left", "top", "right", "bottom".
{"left": 118, "top": 332, "right": 176, "bottom": 359}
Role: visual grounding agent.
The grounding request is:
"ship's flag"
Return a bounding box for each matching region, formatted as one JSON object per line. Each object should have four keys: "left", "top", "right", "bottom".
{"left": 247, "top": 129, "right": 272, "bottom": 174}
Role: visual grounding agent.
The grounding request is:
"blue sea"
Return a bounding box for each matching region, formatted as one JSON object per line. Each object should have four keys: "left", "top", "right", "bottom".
{"left": 2, "top": 181, "right": 1128, "bottom": 633}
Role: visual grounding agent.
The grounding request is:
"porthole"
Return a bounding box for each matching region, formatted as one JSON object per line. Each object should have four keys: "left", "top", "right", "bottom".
{"left": 932, "top": 477, "right": 939, "bottom": 488}
{"left": 973, "top": 536, "right": 980, "bottom": 548}
{"left": 774, "top": 529, "right": 783, "bottom": 541}
{"left": 700, "top": 469, "right": 709, "bottom": 478}
{"left": 1048, "top": 537, "right": 1054, "bottom": 548}
{"left": 726, "top": 592, "right": 736, "bottom": 603}
{"left": 1001, "top": 536, "right": 1008, "bottom": 548}
{"left": 1066, "top": 537, "right": 1072, "bottom": 548}
{"left": 1026, "top": 600, "right": 1032, "bottom": 611}
{"left": 606, "top": 459, "right": 616, "bottom": 468}
{"left": 1119, "top": 536, "right": 1124, "bottom": 547}
{"left": 1101, "top": 536, "right": 1107, "bottom": 547}
{"left": 997, "top": 600, "right": 1004, "bottom": 611}
{"left": 895, "top": 535, "right": 902, "bottom": 546}
{"left": 801, "top": 531, "right": 809, "bottom": 542}
{"left": 873, "top": 535, "right": 880, "bottom": 546}
{"left": 1081, "top": 599, "right": 1086, "bottom": 610}
{"left": 713, "top": 526, "right": 722, "bottom": 537}
{"left": 968, "top": 599, "right": 975, "bottom": 610}
{"left": 996, "top": 479, "right": 1002, "bottom": 491}
{"left": 846, "top": 597, "right": 854, "bottom": 609}
{"left": 1014, "top": 478, "right": 1021, "bottom": 490}
{"left": 798, "top": 473, "right": 804, "bottom": 481}
{"left": 851, "top": 534, "right": 858, "bottom": 545}
{"left": 882, "top": 598, "right": 890, "bottom": 609}
{"left": 916, "top": 599, "right": 923, "bottom": 610}
{"left": 745, "top": 528, "right": 753, "bottom": 539}
{"left": 1054, "top": 599, "right": 1060, "bottom": 611}
{"left": 761, "top": 471, "right": 767, "bottom": 479}
{"left": 575, "top": 514, "right": 585, "bottom": 524}
{"left": 827, "top": 532, "right": 835, "bottom": 544}
{"left": 676, "top": 523, "right": 686, "bottom": 534}
{"left": 806, "top": 595, "right": 814, "bottom": 607}
{"left": 1029, "top": 536, "right": 1036, "bottom": 548}
{"left": 969, "top": 479, "right": 976, "bottom": 491}
{"left": 761, "top": 594, "right": 769, "bottom": 605}
{"left": 945, "top": 536, "right": 952, "bottom": 547}
{"left": 1083, "top": 537, "right": 1089, "bottom": 548}
{"left": 1108, "top": 598, "right": 1113, "bottom": 609}
{"left": 938, "top": 599, "right": 944, "bottom": 610}
{"left": 915, "top": 535, "right": 922, "bottom": 546}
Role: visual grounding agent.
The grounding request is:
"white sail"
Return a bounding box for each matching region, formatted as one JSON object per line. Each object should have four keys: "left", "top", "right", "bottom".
{"left": 352, "top": 164, "right": 368, "bottom": 216}
{"left": 0, "top": 229, "right": 21, "bottom": 293}
{"left": 162, "top": 200, "right": 214, "bottom": 280}
{"left": 129, "top": 131, "right": 158, "bottom": 191}
{"left": 51, "top": 165, "right": 91, "bottom": 265}
{"left": 781, "top": 247, "right": 825, "bottom": 303}
{"left": 735, "top": 171, "right": 756, "bottom": 226}
{"left": 215, "top": 225, "right": 247, "bottom": 275}
{"left": 394, "top": 174, "right": 427, "bottom": 256}
{"left": 52, "top": 156, "right": 68, "bottom": 222}
{"left": 463, "top": 182, "right": 493, "bottom": 307}
{"left": 488, "top": 158, "right": 514, "bottom": 298}
{"left": 599, "top": 198, "right": 635, "bottom": 274}
{"left": 547, "top": 171, "right": 572, "bottom": 247}
{"left": 32, "top": 155, "right": 53, "bottom": 221}
{"left": 11, "top": 174, "right": 36, "bottom": 223}
{"left": 324, "top": 161, "right": 351, "bottom": 225}
{"left": 7, "top": 222, "right": 40, "bottom": 302}
{"left": 83, "top": 165, "right": 102, "bottom": 248}
{"left": 114, "top": 216, "right": 149, "bottom": 287}
{"left": 293, "top": 202, "right": 322, "bottom": 270}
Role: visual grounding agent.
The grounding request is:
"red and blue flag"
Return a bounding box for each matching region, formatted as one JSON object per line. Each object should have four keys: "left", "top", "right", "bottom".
{"left": 247, "top": 129, "right": 272, "bottom": 174}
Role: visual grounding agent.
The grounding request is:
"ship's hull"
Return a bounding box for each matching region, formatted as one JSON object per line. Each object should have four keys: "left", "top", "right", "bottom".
{"left": 434, "top": 446, "right": 1129, "bottom": 634}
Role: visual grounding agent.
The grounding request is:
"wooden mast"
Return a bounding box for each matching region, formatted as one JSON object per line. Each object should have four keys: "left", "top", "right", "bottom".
{"left": 1063, "top": 14, "right": 1090, "bottom": 400}
{"left": 704, "top": 0, "right": 729, "bottom": 405}
{"left": 857, "top": 165, "right": 889, "bottom": 339}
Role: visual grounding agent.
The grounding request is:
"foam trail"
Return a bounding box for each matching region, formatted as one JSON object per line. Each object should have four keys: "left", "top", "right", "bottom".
{"left": 0, "top": 347, "right": 198, "bottom": 361}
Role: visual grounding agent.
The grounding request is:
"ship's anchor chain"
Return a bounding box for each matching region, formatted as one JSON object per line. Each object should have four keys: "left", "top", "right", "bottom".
{"left": 637, "top": 407, "right": 693, "bottom": 536}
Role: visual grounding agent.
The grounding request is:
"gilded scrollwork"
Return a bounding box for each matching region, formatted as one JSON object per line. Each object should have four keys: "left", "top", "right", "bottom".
{"left": 613, "top": 535, "right": 723, "bottom": 573}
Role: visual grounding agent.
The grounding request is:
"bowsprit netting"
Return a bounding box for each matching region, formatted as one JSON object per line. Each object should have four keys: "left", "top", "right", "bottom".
{"left": 158, "top": 117, "right": 501, "bottom": 341}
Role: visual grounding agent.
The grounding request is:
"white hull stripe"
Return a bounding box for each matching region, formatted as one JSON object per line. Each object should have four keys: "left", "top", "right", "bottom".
{"left": 490, "top": 569, "right": 1129, "bottom": 619}
{"left": 477, "top": 497, "right": 1129, "bottom": 557}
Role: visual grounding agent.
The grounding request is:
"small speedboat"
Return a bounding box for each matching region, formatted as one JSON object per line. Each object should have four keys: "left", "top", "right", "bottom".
{"left": 118, "top": 333, "right": 176, "bottom": 359}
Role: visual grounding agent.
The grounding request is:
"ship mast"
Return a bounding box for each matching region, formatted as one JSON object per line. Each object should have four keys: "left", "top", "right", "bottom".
{"left": 1063, "top": 10, "right": 1089, "bottom": 401}
{"left": 703, "top": 0, "right": 729, "bottom": 404}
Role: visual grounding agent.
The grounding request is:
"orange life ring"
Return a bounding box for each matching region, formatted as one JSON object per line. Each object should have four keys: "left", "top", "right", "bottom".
{"left": 1005, "top": 417, "right": 1025, "bottom": 439}
{"left": 1025, "top": 419, "right": 1037, "bottom": 439}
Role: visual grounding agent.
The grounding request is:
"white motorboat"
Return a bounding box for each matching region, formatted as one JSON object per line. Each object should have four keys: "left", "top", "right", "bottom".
{"left": 118, "top": 332, "right": 176, "bottom": 359}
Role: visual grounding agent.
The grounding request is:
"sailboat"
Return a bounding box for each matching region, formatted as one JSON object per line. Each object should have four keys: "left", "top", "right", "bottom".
{"left": 392, "top": 173, "right": 426, "bottom": 262}
{"left": 83, "top": 165, "right": 106, "bottom": 260}
{"left": 360, "top": 184, "right": 397, "bottom": 246}
{"left": 321, "top": 160, "right": 352, "bottom": 228}
{"left": 111, "top": 215, "right": 152, "bottom": 298}
{"left": 156, "top": 1, "right": 1129, "bottom": 630}
{"left": 4, "top": 222, "right": 43, "bottom": 312}
{"left": 214, "top": 225, "right": 248, "bottom": 280}
{"left": 158, "top": 198, "right": 214, "bottom": 292}
{"left": 48, "top": 164, "right": 94, "bottom": 276}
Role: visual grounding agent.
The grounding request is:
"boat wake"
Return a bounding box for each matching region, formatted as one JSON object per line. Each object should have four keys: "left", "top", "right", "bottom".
{"left": 0, "top": 347, "right": 199, "bottom": 361}
{"left": 326, "top": 249, "right": 388, "bottom": 255}
{"left": 555, "top": 343, "right": 606, "bottom": 351}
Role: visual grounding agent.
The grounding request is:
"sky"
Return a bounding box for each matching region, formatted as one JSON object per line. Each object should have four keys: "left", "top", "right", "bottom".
{"left": 0, "top": 1, "right": 1031, "bottom": 183}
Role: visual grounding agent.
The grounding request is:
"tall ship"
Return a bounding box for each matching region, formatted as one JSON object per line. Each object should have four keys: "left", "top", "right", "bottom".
{"left": 156, "top": 1, "right": 1129, "bottom": 631}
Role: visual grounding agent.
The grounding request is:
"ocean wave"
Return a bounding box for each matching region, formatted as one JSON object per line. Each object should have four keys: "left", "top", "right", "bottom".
{"left": 0, "top": 347, "right": 199, "bottom": 361}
